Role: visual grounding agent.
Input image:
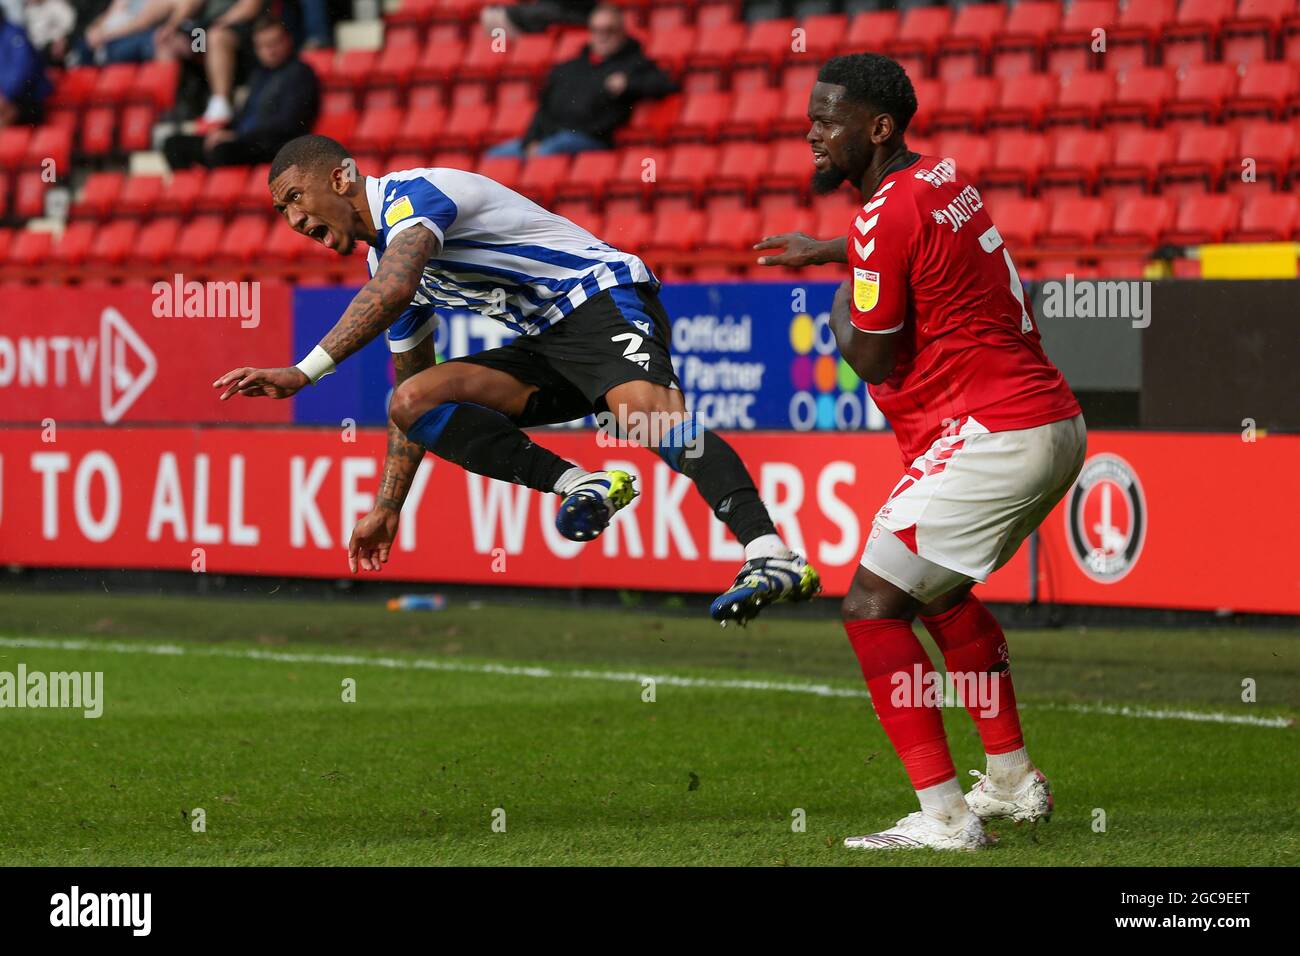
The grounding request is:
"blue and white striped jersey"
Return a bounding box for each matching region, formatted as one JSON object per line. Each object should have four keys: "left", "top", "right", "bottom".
{"left": 364, "top": 168, "right": 657, "bottom": 352}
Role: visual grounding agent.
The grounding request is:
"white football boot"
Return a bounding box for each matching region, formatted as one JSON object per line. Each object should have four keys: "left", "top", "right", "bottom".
{"left": 844, "top": 811, "right": 993, "bottom": 851}
{"left": 965, "top": 767, "right": 1054, "bottom": 823}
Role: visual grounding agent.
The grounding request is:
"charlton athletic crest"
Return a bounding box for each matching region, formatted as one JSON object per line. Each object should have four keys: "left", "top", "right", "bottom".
{"left": 1065, "top": 454, "right": 1147, "bottom": 583}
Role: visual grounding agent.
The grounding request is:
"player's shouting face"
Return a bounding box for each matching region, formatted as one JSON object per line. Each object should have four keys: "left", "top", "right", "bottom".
{"left": 270, "top": 161, "right": 365, "bottom": 257}
{"left": 806, "top": 80, "right": 890, "bottom": 196}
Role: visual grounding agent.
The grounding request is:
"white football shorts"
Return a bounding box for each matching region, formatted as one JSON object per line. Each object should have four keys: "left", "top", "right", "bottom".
{"left": 861, "top": 413, "right": 1087, "bottom": 604}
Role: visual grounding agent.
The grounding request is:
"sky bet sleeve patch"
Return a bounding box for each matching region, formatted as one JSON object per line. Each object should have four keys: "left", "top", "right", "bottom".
{"left": 384, "top": 195, "right": 415, "bottom": 228}
{"left": 853, "top": 267, "right": 880, "bottom": 312}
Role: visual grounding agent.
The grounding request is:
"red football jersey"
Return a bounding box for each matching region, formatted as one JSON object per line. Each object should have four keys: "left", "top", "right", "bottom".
{"left": 847, "top": 153, "right": 1081, "bottom": 464}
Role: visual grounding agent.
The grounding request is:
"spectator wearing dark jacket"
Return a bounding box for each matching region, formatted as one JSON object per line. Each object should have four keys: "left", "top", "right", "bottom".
{"left": 487, "top": 4, "right": 677, "bottom": 158}
{"left": 0, "top": 14, "right": 53, "bottom": 126}
{"left": 163, "top": 15, "right": 318, "bottom": 168}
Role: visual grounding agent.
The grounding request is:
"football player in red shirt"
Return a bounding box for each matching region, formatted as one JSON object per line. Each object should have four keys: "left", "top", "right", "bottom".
{"left": 757, "top": 53, "right": 1086, "bottom": 851}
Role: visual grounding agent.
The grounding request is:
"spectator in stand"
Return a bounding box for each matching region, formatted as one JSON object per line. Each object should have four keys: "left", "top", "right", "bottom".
{"left": 153, "top": 0, "right": 266, "bottom": 130}
{"left": 480, "top": 0, "right": 594, "bottom": 37}
{"left": 24, "top": 0, "right": 77, "bottom": 63}
{"left": 76, "top": 0, "right": 170, "bottom": 63}
{"left": 0, "top": 12, "right": 53, "bottom": 126}
{"left": 162, "top": 14, "right": 317, "bottom": 168}
{"left": 487, "top": 4, "right": 676, "bottom": 158}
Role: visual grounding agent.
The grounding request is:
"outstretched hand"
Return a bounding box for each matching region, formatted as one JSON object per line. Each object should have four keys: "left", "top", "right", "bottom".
{"left": 753, "top": 232, "right": 825, "bottom": 268}
{"left": 213, "top": 367, "right": 309, "bottom": 401}
{"left": 348, "top": 507, "right": 401, "bottom": 573}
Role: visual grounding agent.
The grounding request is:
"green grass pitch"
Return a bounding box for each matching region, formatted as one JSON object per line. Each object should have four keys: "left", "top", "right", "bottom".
{"left": 0, "top": 591, "right": 1295, "bottom": 866}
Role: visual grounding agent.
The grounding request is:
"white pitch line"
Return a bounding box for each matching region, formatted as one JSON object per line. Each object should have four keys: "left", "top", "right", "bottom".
{"left": 0, "top": 635, "right": 1291, "bottom": 729}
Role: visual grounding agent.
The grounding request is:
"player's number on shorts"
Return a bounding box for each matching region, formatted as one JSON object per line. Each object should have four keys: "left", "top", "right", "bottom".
{"left": 611, "top": 332, "right": 650, "bottom": 370}
{"left": 1002, "top": 248, "right": 1033, "bottom": 333}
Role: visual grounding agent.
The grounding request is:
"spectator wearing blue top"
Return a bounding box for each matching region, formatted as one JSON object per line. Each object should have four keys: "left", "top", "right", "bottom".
{"left": 0, "top": 13, "right": 53, "bottom": 126}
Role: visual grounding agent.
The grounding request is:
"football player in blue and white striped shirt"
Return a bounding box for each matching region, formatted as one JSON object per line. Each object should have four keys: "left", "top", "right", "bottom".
{"left": 214, "top": 134, "right": 820, "bottom": 625}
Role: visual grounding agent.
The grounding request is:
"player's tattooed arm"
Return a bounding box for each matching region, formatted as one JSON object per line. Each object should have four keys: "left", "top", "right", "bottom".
{"left": 348, "top": 336, "right": 436, "bottom": 573}
{"left": 376, "top": 337, "right": 436, "bottom": 513}
{"left": 829, "top": 280, "right": 898, "bottom": 385}
{"left": 754, "top": 234, "right": 848, "bottom": 267}
{"left": 318, "top": 224, "right": 440, "bottom": 364}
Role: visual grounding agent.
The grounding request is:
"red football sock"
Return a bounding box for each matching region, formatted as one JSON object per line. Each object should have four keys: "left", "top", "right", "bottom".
{"left": 920, "top": 594, "right": 1024, "bottom": 756}
{"left": 844, "top": 618, "right": 956, "bottom": 790}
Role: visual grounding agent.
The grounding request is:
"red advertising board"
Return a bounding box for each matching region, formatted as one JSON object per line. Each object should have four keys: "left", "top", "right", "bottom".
{"left": 0, "top": 283, "right": 293, "bottom": 425}
{"left": 0, "top": 427, "right": 1295, "bottom": 614}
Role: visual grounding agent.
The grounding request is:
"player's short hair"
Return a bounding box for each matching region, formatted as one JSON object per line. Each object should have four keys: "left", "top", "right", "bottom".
{"left": 268, "top": 135, "right": 352, "bottom": 184}
{"left": 818, "top": 53, "right": 918, "bottom": 133}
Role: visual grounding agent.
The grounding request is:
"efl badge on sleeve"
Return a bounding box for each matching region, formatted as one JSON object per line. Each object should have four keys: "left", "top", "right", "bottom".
{"left": 853, "top": 267, "right": 880, "bottom": 312}
{"left": 384, "top": 196, "right": 414, "bottom": 227}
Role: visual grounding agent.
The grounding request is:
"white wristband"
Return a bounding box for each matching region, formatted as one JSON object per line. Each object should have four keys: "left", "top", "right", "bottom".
{"left": 295, "top": 345, "right": 336, "bottom": 384}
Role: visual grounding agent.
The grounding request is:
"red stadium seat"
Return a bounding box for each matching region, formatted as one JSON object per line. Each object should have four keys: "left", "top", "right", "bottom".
{"left": 661, "top": 143, "right": 719, "bottom": 197}
{"left": 333, "top": 49, "right": 378, "bottom": 90}
{"left": 118, "top": 175, "right": 165, "bottom": 217}
{"left": 691, "top": 19, "right": 745, "bottom": 69}
{"left": 1043, "top": 196, "right": 1113, "bottom": 245}
{"left": 1109, "top": 0, "right": 1178, "bottom": 65}
{"left": 1103, "top": 127, "right": 1176, "bottom": 191}
{"left": 1237, "top": 122, "right": 1298, "bottom": 184}
{"left": 239, "top": 165, "right": 272, "bottom": 212}
{"left": 52, "top": 220, "right": 97, "bottom": 266}
{"left": 1110, "top": 67, "right": 1174, "bottom": 124}
{"left": 517, "top": 154, "right": 571, "bottom": 205}
{"left": 1162, "top": 0, "right": 1237, "bottom": 66}
{"left": 313, "top": 111, "right": 358, "bottom": 144}
{"left": 119, "top": 104, "right": 155, "bottom": 153}
{"left": 644, "top": 25, "right": 696, "bottom": 73}
{"left": 984, "top": 130, "right": 1051, "bottom": 192}
{"left": 26, "top": 123, "right": 72, "bottom": 174}
{"left": 75, "top": 171, "right": 124, "bottom": 219}
{"left": 1046, "top": 71, "right": 1115, "bottom": 126}
{"left": 47, "top": 66, "right": 99, "bottom": 110}
{"left": 937, "top": 3, "right": 1007, "bottom": 80}
{"left": 700, "top": 202, "right": 758, "bottom": 251}
{"left": 1105, "top": 195, "right": 1175, "bottom": 245}
{"left": 158, "top": 168, "right": 206, "bottom": 217}
{"left": 845, "top": 10, "right": 899, "bottom": 55}
{"left": 800, "top": 13, "right": 848, "bottom": 60}
{"left": 1225, "top": 61, "right": 1297, "bottom": 118}
{"left": 414, "top": 40, "right": 466, "bottom": 84}
{"left": 129, "top": 60, "right": 178, "bottom": 110}
{"left": 737, "top": 18, "right": 796, "bottom": 68}
{"left": 714, "top": 141, "right": 773, "bottom": 197}
{"left": 87, "top": 219, "right": 139, "bottom": 267}
{"left": 988, "top": 196, "right": 1047, "bottom": 248}
{"left": 907, "top": 77, "right": 944, "bottom": 134}
{"left": 197, "top": 167, "right": 249, "bottom": 214}
{"left": 894, "top": 5, "right": 953, "bottom": 60}
{"left": 930, "top": 76, "right": 999, "bottom": 131}
{"left": 1222, "top": 0, "right": 1295, "bottom": 65}
{"left": 9, "top": 228, "right": 54, "bottom": 267}
{"left": 773, "top": 85, "right": 813, "bottom": 136}
{"left": 1040, "top": 128, "right": 1113, "bottom": 192}
{"left": 216, "top": 214, "right": 270, "bottom": 265}
{"left": 475, "top": 155, "right": 522, "bottom": 191}
{"left": 674, "top": 91, "right": 733, "bottom": 141}
{"left": 556, "top": 149, "right": 619, "bottom": 201}
{"left": 936, "top": 133, "right": 992, "bottom": 183}
{"left": 987, "top": 72, "right": 1057, "bottom": 128}
{"left": 1167, "top": 63, "right": 1238, "bottom": 121}
{"left": 503, "top": 33, "right": 556, "bottom": 80}
{"left": 1233, "top": 192, "right": 1299, "bottom": 241}
{"left": 373, "top": 41, "right": 420, "bottom": 89}
{"left": 616, "top": 95, "right": 681, "bottom": 146}
{"left": 487, "top": 99, "right": 531, "bottom": 143}
{"left": 1047, "top": 0, "right": 1119, "bottom": 74}
{"left": 608, "top": 148, "right": 668, "bottom": 198}
{"left": 90, "top": 63, "right": 137, "bottom": 105}
{"left": 133, "top": 218, "right": 182, "bottom": 267}
{"left": 14, "top": 170, "right": 46, "bottom": 218}
{"left": 1158, "top": 126, "right": 1236, "bottom": 187}
{"left": 1165, "top": 194, "right": 1240, "bottom": 243}
{"left": 602, "top": 210, "right": 653, "bottom": 254}
{"left": 441, "top": 101, "right": 492, "bottom": 149}
{"left": 79, "top": 107, "right": 116, "bottom": 156}
{"left": 393, "top": 105, "right": 448, "bottom": 152}
{"left": 265, "top": 218, "right": 310, "bottom": 263}
{"left": 757, "top": 203, "right": 815, "bottom": 240}
{"left": 0, "top": 127, "right": 32, "bottom": 170}
{"left": 722, "top": 87, "right": 781, "bottom": 139}
{"left": 766, "top": 137, "right": 814, "bottom": 193}
{"left": 175, "top": 215, "right": 224, "bottom": 267}
{"left": 353, "top": 107, "right": 404, "bottom": 154}
{"left": 991, "top": 1, "right": 1061, "bottom": 77}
